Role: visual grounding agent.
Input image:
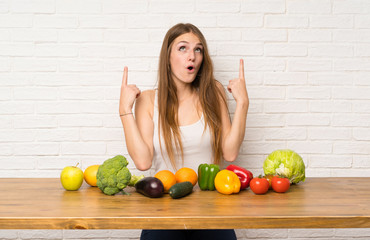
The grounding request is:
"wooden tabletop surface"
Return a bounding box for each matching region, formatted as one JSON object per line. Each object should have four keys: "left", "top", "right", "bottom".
{"left": 0, "top": 177, "right": 369, "bottom": 229}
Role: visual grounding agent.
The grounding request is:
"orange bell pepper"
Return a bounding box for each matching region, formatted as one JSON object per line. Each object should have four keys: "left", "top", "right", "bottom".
{"left": 214, "top": 170, "right": 241, "bottom": 195}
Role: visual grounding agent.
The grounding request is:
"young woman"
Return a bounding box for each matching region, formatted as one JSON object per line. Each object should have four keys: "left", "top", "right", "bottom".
{"left": 119, "top": 23, "right": 249, "bottom": 240}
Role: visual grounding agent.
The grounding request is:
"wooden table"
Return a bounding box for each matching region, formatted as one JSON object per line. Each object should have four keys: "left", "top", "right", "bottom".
{"left": 0, "top": 177, "right": 369, "bottom": 229}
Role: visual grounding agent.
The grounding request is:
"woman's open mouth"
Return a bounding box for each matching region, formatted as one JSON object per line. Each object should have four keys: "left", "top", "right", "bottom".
{"left": 187, "top": 66, "right": 195, "bottom": 73}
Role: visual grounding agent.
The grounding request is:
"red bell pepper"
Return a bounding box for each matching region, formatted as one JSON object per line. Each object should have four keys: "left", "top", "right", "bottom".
{"left": 226, "top": 164, "right": 253, "bottom": 190}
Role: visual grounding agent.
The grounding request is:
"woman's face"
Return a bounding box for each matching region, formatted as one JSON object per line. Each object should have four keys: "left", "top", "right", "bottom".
{"left": 169, "top": 32, "right": 204, "bottom": 86}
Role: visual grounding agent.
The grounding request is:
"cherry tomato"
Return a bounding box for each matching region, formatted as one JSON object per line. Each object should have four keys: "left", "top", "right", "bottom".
{"left": 271, "top": 176, "right": 290, "bottom": 193}
{"left": 250, "top": 177, "right": 269, "bottom": 195}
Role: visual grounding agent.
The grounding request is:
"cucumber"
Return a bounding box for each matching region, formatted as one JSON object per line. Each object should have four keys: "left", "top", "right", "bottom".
{"left": 169, "top": 181, "right": 193, "bottom": 199}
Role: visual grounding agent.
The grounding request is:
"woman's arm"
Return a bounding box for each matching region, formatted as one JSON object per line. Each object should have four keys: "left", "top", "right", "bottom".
{"left": 219, "top": 59, "right": 249, "bottom": 162}
{"left": 119, "top": 67, "right": 154, "bottom": 170}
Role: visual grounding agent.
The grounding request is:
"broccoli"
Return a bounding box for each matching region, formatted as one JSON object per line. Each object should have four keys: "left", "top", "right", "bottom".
{"left": 97, "top": 155, "right": 132, "bottom": 195}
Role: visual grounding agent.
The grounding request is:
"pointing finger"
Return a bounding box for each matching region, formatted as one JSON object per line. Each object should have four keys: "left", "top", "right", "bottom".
{"left": 239, "top": 59, "right": 245, "bottom": 79}
{"left": 122, "top": 66, "right": 128, "bottom": 86}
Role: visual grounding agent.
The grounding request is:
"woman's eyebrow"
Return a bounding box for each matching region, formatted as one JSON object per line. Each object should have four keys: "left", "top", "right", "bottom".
{"left": 177, "top": 41, "right": 203, "bottom": 46}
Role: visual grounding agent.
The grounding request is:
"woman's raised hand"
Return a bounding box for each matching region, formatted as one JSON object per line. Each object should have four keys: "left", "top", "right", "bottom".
{"left": 119, "top": 66, "right": 141, "bottom": 115}
{"left": 227, "top": 59, "right": 249, "bottom": 106}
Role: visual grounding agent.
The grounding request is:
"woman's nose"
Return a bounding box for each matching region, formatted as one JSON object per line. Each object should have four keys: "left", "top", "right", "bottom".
{"left": 188, "top": 51, "right": 195, "bottom": 61}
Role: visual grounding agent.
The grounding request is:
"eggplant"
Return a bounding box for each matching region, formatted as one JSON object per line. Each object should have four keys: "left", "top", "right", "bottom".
{"left": 135, "top": 177, "right": 164, "bottom": 198}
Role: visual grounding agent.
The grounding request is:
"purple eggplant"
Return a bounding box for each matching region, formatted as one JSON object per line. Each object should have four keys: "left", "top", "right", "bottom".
{"left": 135, "top": 177, "right": 164, "bottom": 198}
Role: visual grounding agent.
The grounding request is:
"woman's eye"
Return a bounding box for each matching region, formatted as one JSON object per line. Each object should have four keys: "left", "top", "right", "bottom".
{"left": 179, "top": 46, "right": 186, "bottom": 51}
{"left": 195, "top": 48, "right": 202, "bottom": 53}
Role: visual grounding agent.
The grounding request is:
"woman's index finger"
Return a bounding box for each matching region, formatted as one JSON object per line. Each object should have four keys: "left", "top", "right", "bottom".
{"left": 239, "top": 59, "right": 245, "bottom": 79}
{"left": 122, "top": 66, "right": 128, "bottom": 86}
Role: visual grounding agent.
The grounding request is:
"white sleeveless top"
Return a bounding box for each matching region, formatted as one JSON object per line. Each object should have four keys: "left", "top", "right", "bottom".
{"left": 152, "top": 90, "right": 213, "bottom": 174}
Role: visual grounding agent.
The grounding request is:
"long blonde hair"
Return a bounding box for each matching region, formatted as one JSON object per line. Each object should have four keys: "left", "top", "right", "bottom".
{"left": 157, "top": 23, "right": 226, "bottom": 170}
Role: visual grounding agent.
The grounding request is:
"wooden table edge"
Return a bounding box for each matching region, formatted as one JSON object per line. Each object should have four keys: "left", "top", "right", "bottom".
{"left": 1, "top": 216, "right": 370, "bottom": 229}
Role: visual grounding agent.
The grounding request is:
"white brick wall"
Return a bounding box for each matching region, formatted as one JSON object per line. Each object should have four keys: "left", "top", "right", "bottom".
{"left": 1, "top": 0, "right": 370, "bottom": 239}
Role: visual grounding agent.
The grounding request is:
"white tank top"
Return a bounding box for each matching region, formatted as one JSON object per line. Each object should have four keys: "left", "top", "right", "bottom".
{"left": 152, "top": 90, "right": 213, "bottom": 174}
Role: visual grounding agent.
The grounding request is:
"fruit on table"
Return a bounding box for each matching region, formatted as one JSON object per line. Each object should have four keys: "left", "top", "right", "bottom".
{"left": 83, "top": 165, "right": 100, "bottom": 187}
{"left": 214, "top": 170, "right": 241, "bottom": 195}
{"left": 175, "top": 167, "right": 198, "bottom": 186}
{"left": 226, "top": 164, "right": 253, "bottom": 190}
{"left": 96, "top": 155, "right": 132, "bottom": 195}
{"left": 60, "top": 163, "right": 84, "bottom": 191}
{"left": 154, "top": 170, "right": 176, "bottom": 193}
{"left": 169, "top": 181, "right": 193, "bottom": 199}
{"left": 198, "top": 163, "right": 220, "bottom": 191}
{"left": 250, "top": 177, "right": 269, "bottom": 195}
{"left": 271, "top": 175, "right": 290, "bottom": 193}
{"left": 135, "top": 177, "right": 164, "bottom": 198}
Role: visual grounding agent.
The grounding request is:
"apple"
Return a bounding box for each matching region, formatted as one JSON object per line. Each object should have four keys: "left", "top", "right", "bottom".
{"left": 60, "top": 163, "right": 84, "bottom": 191}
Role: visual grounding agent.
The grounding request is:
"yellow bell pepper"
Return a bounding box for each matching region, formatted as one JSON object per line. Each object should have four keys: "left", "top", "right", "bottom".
{"left": 214, "top": 170, "right": 241, "bottom": 195}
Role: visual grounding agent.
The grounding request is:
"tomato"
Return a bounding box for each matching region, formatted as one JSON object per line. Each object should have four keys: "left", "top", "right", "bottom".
{"left": 250, "top": 177, "right": 269, "bottom": 195}
{"left": 264, "top": 174, "right": 274, "bottom": 189}
{"left": 271, "top": 176, "right": 290, "bottom": 193}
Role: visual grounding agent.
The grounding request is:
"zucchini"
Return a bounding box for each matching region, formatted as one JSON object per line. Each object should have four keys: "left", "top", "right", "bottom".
{"left": 169, "top": 181, "right": 193, "bottom": 199}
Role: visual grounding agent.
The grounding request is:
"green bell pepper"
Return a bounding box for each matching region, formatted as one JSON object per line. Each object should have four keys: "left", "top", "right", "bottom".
{"left": 198, "top": 163, "right": 220, "bottom": 191}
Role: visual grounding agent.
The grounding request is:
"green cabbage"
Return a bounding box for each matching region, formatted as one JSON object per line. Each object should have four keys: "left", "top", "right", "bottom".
{"left": 263, "top": 149, "right": 305, "bottom": 184}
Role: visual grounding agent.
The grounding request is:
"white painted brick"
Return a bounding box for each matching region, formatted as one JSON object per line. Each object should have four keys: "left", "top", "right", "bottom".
{"left": 289, "top": 29, "right": 332, "bottom": 42}
{"left": 353, "top": 128, "right": 370, "bottom": 140}
{"left": 59, "top": 30, "right": 103, "bottom": 43}
{"left": 353, "top": 100, "right": 370, "bottom": 113}
{"left": 127, "top": 14, "right": 171, "bottom": 29}
{"left": 61, "top": 142, "right": 106, "bottom": 155}
{"left": 170, "top": 15, "right": 217, "bottom": 28}
{"left": 59, "top": 60, "right": 104, "bottom": 72}
{"left": 79, "top": 101, "right": 116, "bottom": 114}
{"left": 288, "top": 87, "right": 331, "bottom": 99}
{"left": 104, "top": 30, "right": 149, "bottom": 43}
{"left": 125, "top": 43, "right": 162, "bottom": 57}
{"left": 56, "top": 0, "right": 100, "bottom": 14}
{"left": 0, "top": 130, "right": 35, "bottom": 142}
{"left": 63, "top": 229, "right": 111, "bottom": 239}
{"left": 14, "top": 87, "right": 58, "bottom": 100}
{"left": 19, "top": 230, "right": 63, "bottom": 239}
{"left": 246, "top": 114, "right": 285, "bottom": 127}
{"left": 0, "top": 144, "right": 12, "bottom": 156}
{"left": 103, "top": 0, "right": 148, "bottom": 13}
{"left": 196, "top": 0, "right": 240, "bottom": 13}
{"left": 0, "top": 230, "right": 18, "bottom": 239}
{"left": 11, "top": 29, "right": 58, "bottom": 42}
{"left": 242, "top": 29, "right": 287, "bottom": 41}
{"left": 38, "top": 157, "right": 83, "bottom": 170}
{"left": 2, "top": 157, "right": 36, "bottom": 169}
{"left": 242, "top": 229, "right": 288, "bottom": 238}
{"left": 217, "top": 43, "right": 263, "bottom": 56}
{"left": 203, "top": 29, "right": 242, "bottom": 41}
{"left": 286, "top": 114, "right": 330, "bottom": 126}
{"left": 0, "top": 102, "right": 34, "bottom": 114}
{"left": 354, "top": 72, "right": 370, "bottom": 86}
{"left": 14, "top": 143, "right": 60, "bottom": 156}
{"left": 352, "top": 155, "right": 370, "bottom": 168}
{"left": 309, "top": 127, "right": 351, "bottom": 140}
{"left": 11, "top": 0, "right": 54, "bottom": 13}
{"left": 60, "top": 87, "right": 105, "bottom": 100}
{"left": 289, "top": 228, "right": 335, "bottom": 238}
{"left": 331, "top": 169, "right": 370, "bottom": 177}
{"left": 242, "top": 141, "right": 286, "bottom": 154}
{"left": 264, "top": 100, "right": 308, "bottom": 113}
{"left": 309, "top": 44, "right": 353, "bottom": 57}
{"left": 333, "top": 29, "right": 370, "bottom": 43}
{"left": 305, "top": 168, "right": 331, "bottom": 177}
{"left": 355, "top": 14, "right": 370, "bottom": 28}
{"left": 0, "top": 169, "right": 61, "bottom": 178}
{"left": 150, "top": 0, "right": 194, "bottom": 13}
{"left": 14, "top": 116, "right": 58, "bottom": 129}
{"left": 264, "top": 128, "right": 306, "bottom": 140}
{"left": 335, "top": 228, "right": 370, "bottom": 237}
{"left": 110, "top": 229, "right": 142, "bottom": 238}
{"left": 266, "top": 15, "right": 308, "bottom": 28}
{"left": 79, "top": 15, "right": 124, "bottom": 29}
{"left": 333, "top": 87, "right": 370, "bottom": 100}
{"left": 265, "top": 43, "right": 307, "bottom": 57}
{"left": 36, "top": 102, "right": 80, "bottom": 114}
{"left": 35, "top": 44, "right": 78, "bottom": 57}
{"left": 288, "top": 59, "right": 332, "bottom": 72}
{"left": 0, "top": 87, "right": 11, "bottom": 100}
{"left": 217, "top": 15, "right": 263, "bottom": 28}
{"left": 355, "top": 44, "right": 370, "bottom": 57}
{"left": 333, "top": 113, "right": 370, "bottom": 127}
{"left": 79, "top": 44, "right": 125, "bottom": 58}
{"left": 264, "top": 72, "right": 307, "bottom": 86}
{"left": 36, "top": 129, "right": 80, "bottom": 142}
{"left": 0, "top": 58, "right": 10, "bottom": 72}
{"left": 242, "top": 0, "right": 285, "bottom": 13}
{"left": 288, "top": 141, "right": 332, "bottom": 154}
{"left": 334, "top": 142, "right": 370, "bottom": 154}
{"left": 0, "top": 43, "right": 34, "bottom": 57}
{"left": 0, "top": 1, "right": 9, "bottom": 13}
{"left": 0, "top": 14, "right": 33, "bottom": 27}
{"left": 310, "top": 15, "right": 353, "bottom": 29}
{"left": 248, "top": 86, "right": 285, "bottom": 99}
{"left": 106, "top": 141, "right": 128, "bottom": 156}
{"left": 0, "top": 30, "right": 10, "bottom": 41}
{"left": 310, "top": 100, "right": 352, "bottom": 113}
{"left": 0, "top": 117, "right": 12, "bottom": 129}
{"left": 333, "top": 0, "right": 370, "bottom": 14}
{"left": 81, "top": 128, "right": 123, "bottom": 141}
{"left": 287, "top": 0, "right": 331, "bottom": 14}
{"left": 13, "top": 58, "right": 57, "bottom": 72}
{"left": 34, "top": 15, "right": 78, "bottom": 28}
{"left": 308, "top": 73, "right": 353, "bottom": 86}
